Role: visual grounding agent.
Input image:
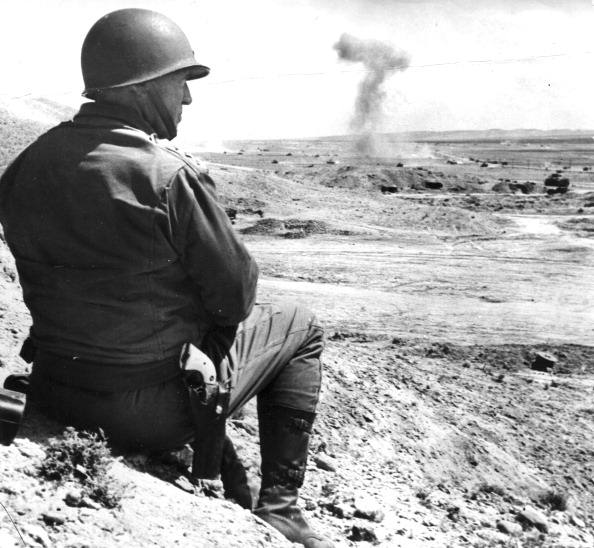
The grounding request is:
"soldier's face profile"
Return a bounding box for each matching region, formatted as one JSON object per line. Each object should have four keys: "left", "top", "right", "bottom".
{"left": 152, "top": 70, "right": 193, "bottom": 127}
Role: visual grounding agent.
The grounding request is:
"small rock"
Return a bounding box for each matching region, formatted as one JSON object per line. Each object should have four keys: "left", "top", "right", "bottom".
{"left": 172, "top": 476, "right": 196, "bottom": 494}
{"left": 321, "top": 482, "right": 339, "bottom": 497}
{"left": 348, "top": 524, "right": 382, "bottom": 543}
{"left": 314, "top": 453, "right": 337, "bottom": 472}
{"left": 1, "top": 482, "right": 24, "bottom": 495}
{"left": 64, "top": 488, "right": 83, "bottom": 507}
{"left": 327, "top": 502, "right": 354, "bottom": 519}
{"left": 480, "top": 517, "right": 496, "bottom": 528}
{"left": 497, "top": 520, "right": 523, "bottom": 535}
{"left": 517, "top": 505, "right": 549, "bottom": 533}
{"left": 570, "top": 515, "right": 586, "bottom": 528}
{"left": 80, "top": 497, "right": 101, "bottom": 510}
{"left": 422, "top": 517, "right": 439, "bottom": 527}
{"left": 304, "top": 499, "right": 317, "bottom": 511}
{"left": 446, "top": 502, "right": 467, "bottom": 522}
{"left": 42, "top": 511, "right": 66, "bottom": 526}
{"left": 354, "top": 496, "right": 385, "bottom": 523}
{"left": 196, "top": 478, "right": 224, "bottom": 499}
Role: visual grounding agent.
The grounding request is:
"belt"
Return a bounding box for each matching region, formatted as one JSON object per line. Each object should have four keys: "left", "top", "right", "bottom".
{"left": 34, "top": 349, "right": 181, "bottom": 392}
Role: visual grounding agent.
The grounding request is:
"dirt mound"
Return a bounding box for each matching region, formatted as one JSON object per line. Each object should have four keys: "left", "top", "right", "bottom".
{"left": 208, "top": 165, "right": 311, "bottom": 214}
{"left": 493, "top": 180, "right": 541, "bottom": 194}
{"left": 241, "top": 218, "right": 330, "bottom": 238}
{"left": 323, "top": 165, "right": 375, "bottom": 190}
{"left": 370, "top": 199, "right": 507, "bottom": 236}
{"left": 320, "top": 166, "right": 490, "bottom": 194}
{"left": 240, "top": 218, "right": 285, "bottom": 235}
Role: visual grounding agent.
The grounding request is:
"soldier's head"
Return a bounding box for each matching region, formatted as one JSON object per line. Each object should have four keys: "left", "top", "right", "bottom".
{"left": 81, "top": 8, "right": 209, "bottom": 140}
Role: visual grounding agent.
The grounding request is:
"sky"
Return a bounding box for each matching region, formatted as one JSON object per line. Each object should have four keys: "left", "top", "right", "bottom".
{"left": 0, "top": 0, "right": 593, "bottom": 143}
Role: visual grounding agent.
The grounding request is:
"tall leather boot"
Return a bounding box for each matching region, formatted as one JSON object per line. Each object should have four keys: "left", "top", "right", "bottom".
{"left": 254, "top": 404, "right": 334, "bottom": 548}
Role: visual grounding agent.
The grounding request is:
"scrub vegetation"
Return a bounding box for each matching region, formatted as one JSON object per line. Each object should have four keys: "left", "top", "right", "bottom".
{"left": 38, "top": 427, "right": 124, "bottom": 509}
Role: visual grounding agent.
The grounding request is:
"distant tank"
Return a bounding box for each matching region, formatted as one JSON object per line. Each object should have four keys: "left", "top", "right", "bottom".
{"left": 544, "top": 172, "right": 570, "bottom": 194}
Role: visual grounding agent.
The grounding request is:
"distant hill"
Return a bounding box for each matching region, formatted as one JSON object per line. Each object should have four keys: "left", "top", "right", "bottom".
{"left": 395, "top": 128, "right": 594, "bottom": 143}
{"left": 0, "top": 97, "right": 77, "bottom": 166}
{"left": 316, "top": 129, "right": 594, "bottom": 144}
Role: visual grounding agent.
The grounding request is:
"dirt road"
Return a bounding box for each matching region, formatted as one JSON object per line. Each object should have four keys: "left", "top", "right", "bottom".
{"left": 248, "top": 213, "right": 594, "bottom": 346}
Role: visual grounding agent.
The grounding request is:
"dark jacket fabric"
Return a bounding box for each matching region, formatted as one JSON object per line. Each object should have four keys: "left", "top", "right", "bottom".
{"left": 0, "top": 102, "right": 258, "bottom": 366}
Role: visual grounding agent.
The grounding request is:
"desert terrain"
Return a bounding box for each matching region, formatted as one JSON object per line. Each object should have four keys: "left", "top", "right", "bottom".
{"left": 1, "top": 127, "right": 594, "bottom": 547}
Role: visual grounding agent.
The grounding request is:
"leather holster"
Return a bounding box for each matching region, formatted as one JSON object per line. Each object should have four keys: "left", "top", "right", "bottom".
{"left": 180, "top": 341, "right": 232, "bottom": 480}
{"left": 0, "top": 387, "right": 27, "bottom": 446}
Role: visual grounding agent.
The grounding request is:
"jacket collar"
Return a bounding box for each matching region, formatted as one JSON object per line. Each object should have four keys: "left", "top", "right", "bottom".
{"left": 73, "top": 101, "right": 156, "bottom": 137}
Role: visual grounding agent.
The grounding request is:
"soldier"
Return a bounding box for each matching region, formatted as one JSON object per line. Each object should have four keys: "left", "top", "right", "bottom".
{"left": 0, "top": 9, "right": 333, "bottom": 548}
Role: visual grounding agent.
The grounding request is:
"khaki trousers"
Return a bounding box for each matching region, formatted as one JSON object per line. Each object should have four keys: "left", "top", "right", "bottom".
{"left": 31, "top": 302, "right": 324, "bottom": 452}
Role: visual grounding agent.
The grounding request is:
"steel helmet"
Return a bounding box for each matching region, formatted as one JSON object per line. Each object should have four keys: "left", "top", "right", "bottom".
{"left": 81, "top": 8, "right": 209, "bottom": 96}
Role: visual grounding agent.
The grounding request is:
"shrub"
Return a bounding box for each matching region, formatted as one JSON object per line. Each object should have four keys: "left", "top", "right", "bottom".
{"left": 476, "top": 482, "right": 506, "bottom": 497}
{"left": 537, "top": 489, "right": 569, "bottom": 511}
{"left": 39, "top": 427, "right": 124, "bottom": 509}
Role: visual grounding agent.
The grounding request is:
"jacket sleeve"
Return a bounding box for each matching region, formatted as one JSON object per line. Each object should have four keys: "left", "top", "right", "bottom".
{"left": 163, "top": 166, "right": 259, "bottom": 326}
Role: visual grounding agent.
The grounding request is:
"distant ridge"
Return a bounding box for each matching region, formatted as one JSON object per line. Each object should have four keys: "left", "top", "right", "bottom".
{"left": 0, "top": 97, "right": 77, "bottom": 165}
{"left": 399, "top": 128, "right": 594, "bottom": 142}
{"left": 308, "top": 129, "right": 594, "bottom": 143}
{"left": 219, "top": 129, "right": 594, "bottom": 145}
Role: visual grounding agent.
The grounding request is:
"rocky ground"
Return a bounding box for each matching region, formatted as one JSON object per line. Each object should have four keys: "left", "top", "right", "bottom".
{"left": 1, "top": 137, "right": 594, "bottom": 547}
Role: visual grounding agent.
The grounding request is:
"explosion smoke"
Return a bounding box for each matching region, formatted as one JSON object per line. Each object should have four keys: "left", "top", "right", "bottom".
{"left": 334, "top": 33, "right": 411, "bottom": 156}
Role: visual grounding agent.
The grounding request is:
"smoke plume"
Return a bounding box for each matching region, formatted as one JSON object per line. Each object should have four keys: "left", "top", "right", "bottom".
{"left": 334, "top": 33, "right": 411, "bottom": 156}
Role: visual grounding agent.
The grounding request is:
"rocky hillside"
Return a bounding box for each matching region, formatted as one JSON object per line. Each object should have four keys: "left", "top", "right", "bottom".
{"left": 1, "top": 121, "right": 593, "bottom": 547}
{"left": 0, "top": 98, "right": 76, "bottom": 165}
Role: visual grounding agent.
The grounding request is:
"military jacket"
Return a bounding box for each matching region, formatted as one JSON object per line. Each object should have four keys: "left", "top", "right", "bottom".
{"left": 0, "top": 102, "right": 258, "bottom": 365}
